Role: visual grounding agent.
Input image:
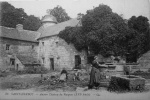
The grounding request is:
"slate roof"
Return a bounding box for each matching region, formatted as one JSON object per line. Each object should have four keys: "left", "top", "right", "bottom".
{"left": 0, "top": 26, "right": 39, "bottom": 42}
{"left": 37, "top": 18, "right": 81, "bottom": 39}
{"left": 16, "top": 55, "right": 40, "bottom": 65}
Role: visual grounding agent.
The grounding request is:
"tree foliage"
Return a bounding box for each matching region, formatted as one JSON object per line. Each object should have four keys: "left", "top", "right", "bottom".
{"left": 59, "top": 27, "right": 87, "bottom": 51}
{"left": 59, "top": 4, "right": 150, "bottom": 62}
{"left": 0, "top": 2, "right": 41, "bottom": 31}
{"left": 47, "top": 5, "right": 71, "bottom": 23}
{"left": 127, "top": 16, "right": 150, "bottom": 62}
{"left": 0, "top": 2, "right": 27, "bottom": 28}
{"left": 23, "top": 15, "right": 41, "bottom": 31}
{"left": 81, "top": 4, "right": 130, "bottom": 57}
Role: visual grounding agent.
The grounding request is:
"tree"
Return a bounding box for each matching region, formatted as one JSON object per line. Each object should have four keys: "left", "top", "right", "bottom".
{"left": 47, "top": 5, "right": 71, "bottom": 23}
{"left": 126, "top": 16, "right": 150, "bottom": 62}
{"left": 59, "top": 27, "right": 87, "bottom": 51}
{"left": 23, "top": 15, "right": 41, "bottom": 31}
{"left": 59, "top": 4, "right": 150, "bottom": 62}
{"left": 81, "top": 4, "right": 130, "bottom": 57}
{"left": 59, "top": 4, "right": 130, "bottom": 57}
{"left": 0, "top": 2, "right": 41, "bottom": 31}
{"left": 0, "top": 2, "right": 28, "bottom": 28}
{"left": 128, "top": 16, "right": 149, "bottom": 33}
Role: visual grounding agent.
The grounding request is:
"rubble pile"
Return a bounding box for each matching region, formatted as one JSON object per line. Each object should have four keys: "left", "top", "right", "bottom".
{"left": 36, "top": 69, "right": 90, "bottom": 91}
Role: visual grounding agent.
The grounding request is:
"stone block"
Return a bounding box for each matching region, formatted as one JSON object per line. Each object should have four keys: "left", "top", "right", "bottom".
{"left": 108, "top": 75, "right": 146, "bottom": 91}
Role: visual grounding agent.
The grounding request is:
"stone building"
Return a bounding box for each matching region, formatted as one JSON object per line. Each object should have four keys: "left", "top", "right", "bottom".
{"left": 37, "top": 15, "right": 87, "bottom": 71}
{"left": 136, "top": 51, "right": 150, "bottom": 72}
{"left": 0, "top": 24, "right": 39, "bottom": 71}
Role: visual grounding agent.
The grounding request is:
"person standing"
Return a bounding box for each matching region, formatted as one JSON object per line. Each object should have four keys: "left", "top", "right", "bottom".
{"left": 88, "top": 59, "right": 101, "bottom": 89}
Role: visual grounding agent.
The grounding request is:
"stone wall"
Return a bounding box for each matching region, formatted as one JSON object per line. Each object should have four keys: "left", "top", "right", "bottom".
{"left": 138, "top": 51, "right": 150, "bottom": 68}
{"left": 38, "top": 36, "right": 87, "bottom": 71}
{"left": 0, "top": 37, "right": 38, "bottom": 70}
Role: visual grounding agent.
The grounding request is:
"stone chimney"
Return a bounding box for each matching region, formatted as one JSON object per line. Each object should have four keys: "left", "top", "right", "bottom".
{"left": 16, "top": 24, "right": 23, "bottom": 31}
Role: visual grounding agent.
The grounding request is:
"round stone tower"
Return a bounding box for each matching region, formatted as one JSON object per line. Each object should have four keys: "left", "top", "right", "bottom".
{"left": 41, "top": 14, "right": 57, "bottom": 28}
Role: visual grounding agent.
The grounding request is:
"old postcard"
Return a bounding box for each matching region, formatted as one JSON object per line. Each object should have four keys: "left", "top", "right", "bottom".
{"left": 0, "top": 0, "right": 150, "bottom": 100}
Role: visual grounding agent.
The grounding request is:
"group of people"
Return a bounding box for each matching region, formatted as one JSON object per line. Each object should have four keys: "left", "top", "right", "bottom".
{"left": 59, "top": 68, "right": 81, "bottom": 82}
{"left": 59, "top": 57, "right": 105, "bottom": 89}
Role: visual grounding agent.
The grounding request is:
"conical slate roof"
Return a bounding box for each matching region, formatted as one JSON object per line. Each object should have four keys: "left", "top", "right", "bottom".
{"left": 41, "top": 15, "right": 57, "bottom": 24}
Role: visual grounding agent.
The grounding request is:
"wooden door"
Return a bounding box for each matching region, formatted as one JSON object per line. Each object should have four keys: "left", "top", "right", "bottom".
{"left": 50, "top": 58, "right": 54, "bottom": 70}
{"left": 75, "top": 55, "right": 81, "bottom": 69}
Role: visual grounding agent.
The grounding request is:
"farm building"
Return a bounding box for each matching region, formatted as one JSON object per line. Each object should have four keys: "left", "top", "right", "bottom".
{"left": 0, "top": 24, "right": 40, "bottom": 71}
{"left": 37, "top": 14, "right": 87, "bottom": 71}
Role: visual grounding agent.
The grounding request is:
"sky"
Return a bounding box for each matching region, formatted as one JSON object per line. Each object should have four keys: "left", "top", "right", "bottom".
{"left": 2, "top": 0, "right": 150, "bottom": 20}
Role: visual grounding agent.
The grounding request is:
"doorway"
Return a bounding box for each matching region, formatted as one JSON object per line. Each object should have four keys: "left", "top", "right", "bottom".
{"left": 16, "top": 64, "right": 19, "bottom": 71}
{"left": 10, "top": 58, "right": 15, "bottom": 71}
{"left": 50, "top": 58, "right": 54, "bottom": 70}
{"left": 10, "top": 58, "right": 15, "bottom": 65}
{"left": 75, "top": 55, "right": 81, "bottom": 69}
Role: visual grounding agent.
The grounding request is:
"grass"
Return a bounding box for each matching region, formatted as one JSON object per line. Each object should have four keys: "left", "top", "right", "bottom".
{"left": 0, "top": 71, "right": 150, "bottom": 92}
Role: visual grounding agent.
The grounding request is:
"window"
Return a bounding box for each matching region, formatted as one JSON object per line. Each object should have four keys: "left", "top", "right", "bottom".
{"left": 42, "top": 58, "right": 45, "bottom": 64}
{"left": 32, "top": 45, "right": 34, "bottom": 49}
{"left": 42, "top": 42, "right": 44, "bottom": 46}
{"left": 6, "top": 44, "right": 10, "bottom": 50}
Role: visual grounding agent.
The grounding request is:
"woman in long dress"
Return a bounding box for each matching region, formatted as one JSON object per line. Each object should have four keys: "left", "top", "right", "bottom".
{"left": 88, "top": 60, "right": 104, "bottom": 89}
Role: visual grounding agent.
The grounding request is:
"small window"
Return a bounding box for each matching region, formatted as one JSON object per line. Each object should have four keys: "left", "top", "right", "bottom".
{"left": 42, "top": 58, "right": 45, "bottom": 64}
{"left": 6, "top": 44, "right": 10, "bottom": 50}
{"left": 42, "top": 42, "right": 44, "bottom": 46}
{"left": 32, "top": 45, "right": 34, "bottom": 49}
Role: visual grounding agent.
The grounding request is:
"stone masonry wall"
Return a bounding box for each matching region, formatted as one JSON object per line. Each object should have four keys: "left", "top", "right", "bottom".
{"left": 0, "top": 37, "right": 38, "bottom": 70}
{"left": 138, "top": 51, "right": 150, "bottom": 68}
{"left": 38, "top": 36, "right": 87, "bottom": 71}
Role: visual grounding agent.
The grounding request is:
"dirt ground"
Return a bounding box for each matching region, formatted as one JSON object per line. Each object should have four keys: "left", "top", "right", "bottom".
{"left": 0, "top": 72, "right": 150, "bottom": 91}
{"left": 0, "top": 71, "right": 89, "bottom": 91}
{"left": 0, "top": 72, "right": 150, "bottom": 100}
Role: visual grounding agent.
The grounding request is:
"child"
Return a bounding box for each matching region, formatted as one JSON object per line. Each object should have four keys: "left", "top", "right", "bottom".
{"left": 59, "top": 68, "right": 68, "bottom": 82}
{"left": 74, "top": 70, "right": 80, "bottom": 81}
